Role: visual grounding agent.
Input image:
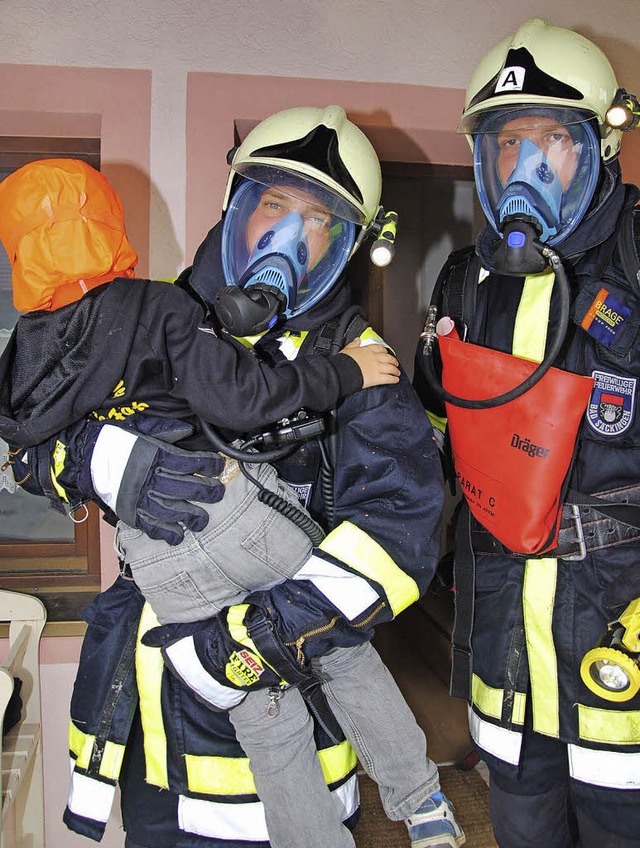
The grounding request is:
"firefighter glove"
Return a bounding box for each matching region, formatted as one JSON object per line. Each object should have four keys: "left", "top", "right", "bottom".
{"left": 90, "top": 423, "right": 226, "bottom": 545}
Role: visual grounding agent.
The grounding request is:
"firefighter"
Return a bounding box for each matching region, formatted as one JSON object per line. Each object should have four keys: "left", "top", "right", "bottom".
{"left": 14, "top": 107, "right": 457, "bottom": 847}
{"left": 414, "top": 18, "right": 640, "bottom": 848}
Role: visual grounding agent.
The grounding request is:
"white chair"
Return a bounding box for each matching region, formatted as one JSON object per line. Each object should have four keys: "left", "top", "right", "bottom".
{"left": 0, "top": 590, "right": 46, "bottom": 848}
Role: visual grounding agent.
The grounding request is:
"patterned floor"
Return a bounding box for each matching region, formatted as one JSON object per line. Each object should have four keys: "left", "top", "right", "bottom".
{"left": 354, "top": 765, "right": 497, "bottom": 848}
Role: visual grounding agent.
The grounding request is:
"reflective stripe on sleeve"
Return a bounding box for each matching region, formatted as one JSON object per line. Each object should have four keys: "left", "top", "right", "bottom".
{"left": 568, "top": 745, "right": 640, "bottom": 789}
{"left": 67, "top": 763, "right": 116, "bottom": 824}
{"left": 468, "top": 705, "right": 523, "bottom": 766}
{"left": 90, "top": 425, "right": 137, "bottom": 512}
{"left": 317, "top": 521, "right": 420, "bottom": 617}
{"left": 68, "top": 722, "right": 125, "bottom": 780}
{"left": 163, "top": 636, "right": 246, "bottom": 710}
{"left": 293, "top": 553, "right": 380, "bottom": 620}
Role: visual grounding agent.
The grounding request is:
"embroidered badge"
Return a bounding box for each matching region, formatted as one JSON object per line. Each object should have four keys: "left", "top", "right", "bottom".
{"left": 226, "top": 649, "right": 265, "bottom": 687}
{"left": 580, "top": 287, "right": 631, "bottom": 346}
{"left": 286, "top": 481, "right": 313, "bottom": 509}
{"left": 587, "top": 370, "right": 636, "bottom": 436}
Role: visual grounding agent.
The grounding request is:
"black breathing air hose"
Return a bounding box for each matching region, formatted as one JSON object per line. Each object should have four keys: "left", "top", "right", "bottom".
{"left": 198, "top": 419, "right": 326, "bottom": 545}
{"left": 422, "top": 245, "right": 570, "bottom": 409}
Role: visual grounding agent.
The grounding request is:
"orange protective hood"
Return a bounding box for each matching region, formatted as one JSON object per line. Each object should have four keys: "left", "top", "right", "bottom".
{"left": 0, "top": 158, "right": 138, "bottom": 312}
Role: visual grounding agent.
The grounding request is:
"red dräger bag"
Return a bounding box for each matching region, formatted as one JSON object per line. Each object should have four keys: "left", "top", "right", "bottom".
{"left": 439, "top": 331, "right": 594, "bottom": 556}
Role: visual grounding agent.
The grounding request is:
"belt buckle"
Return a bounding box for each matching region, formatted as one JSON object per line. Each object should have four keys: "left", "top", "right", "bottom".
{"left": 561, "top": 504, "right": 587, "bottom": 561}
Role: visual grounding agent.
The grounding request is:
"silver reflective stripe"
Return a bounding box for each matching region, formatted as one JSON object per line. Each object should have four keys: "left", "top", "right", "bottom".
{"left": 328, "top": 773, "right": 360, "bottom": 822}
{"left": 67, "top": 762, "right": 116, "bottom": 823}
{"left": 568, "top": 744, "right": 640, "bottom": 789}
{"left": 177, "top": 773, "right": 360, "bottom": 840}
{"left": 90, "top": 425, "right": 137, "bottom": 511}
{"left": 164, "top": 637, "right": 246, "bottom": 709}
{"left": 179, "top": 794, "right": 268, "bottom": 841}
{"left": 293, "top": 553, "right": 379, "bottom": 620}
{"left": 468, "top": 706, "right": 523, "bottom": 765}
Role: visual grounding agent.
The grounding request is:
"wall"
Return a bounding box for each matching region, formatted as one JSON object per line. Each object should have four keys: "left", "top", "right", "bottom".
{"left": 1, "top": 3, "right": 639, "bottom": 846}
{"left": 2, "top": 0, "right": 639, "bottom": 275}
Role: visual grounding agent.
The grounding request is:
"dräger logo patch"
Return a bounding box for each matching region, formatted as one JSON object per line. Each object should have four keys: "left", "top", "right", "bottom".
{"left": 510, "top": 433, "right": 550, "bottom": 458}
{"left": 587, "top": 370, "right": 636, "bottom": 436}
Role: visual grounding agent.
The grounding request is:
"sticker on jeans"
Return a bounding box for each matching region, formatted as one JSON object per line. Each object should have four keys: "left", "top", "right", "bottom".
{"left": 286, "top": 480, "right": 313, "bottom": 509}
{"left": 587, "top": 370, "right": 636, "bottom": 436}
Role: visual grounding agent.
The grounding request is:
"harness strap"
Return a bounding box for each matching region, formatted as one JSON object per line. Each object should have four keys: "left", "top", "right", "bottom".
{"left": 299, "top": 311, "right": 369, "bottom": 359}
{"left": 615, "top": 202, "right": 640, "bottom": 291}
{"left": 469, "top": 484, "right": 640, "bottom": 560}
{"left": 438, "top": 246, "right": 479, "bottom": 340}
{"left": 247, "top": 613, "right": 344, "bottom": 744}
{"left": 449, "top": 501, "right": 476, "bottom": 700}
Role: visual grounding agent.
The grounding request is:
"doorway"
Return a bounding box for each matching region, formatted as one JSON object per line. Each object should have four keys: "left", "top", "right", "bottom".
{"left": 351, "top": 162, "right": 478, "bottom": 377}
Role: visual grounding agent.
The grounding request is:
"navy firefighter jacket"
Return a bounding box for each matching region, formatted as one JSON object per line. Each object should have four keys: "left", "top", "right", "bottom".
{"left": 27, "top": 221, "right": 445, "bottom": 847}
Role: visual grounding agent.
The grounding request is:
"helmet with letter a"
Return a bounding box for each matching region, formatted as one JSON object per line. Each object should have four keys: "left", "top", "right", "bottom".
{"left": 459, "top": 18, "right": 635, "bottom": 245}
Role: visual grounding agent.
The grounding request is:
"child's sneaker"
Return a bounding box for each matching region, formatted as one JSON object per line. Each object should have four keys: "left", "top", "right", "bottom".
{"left": 405, "top": 791, "right": 466, "bottom": 847}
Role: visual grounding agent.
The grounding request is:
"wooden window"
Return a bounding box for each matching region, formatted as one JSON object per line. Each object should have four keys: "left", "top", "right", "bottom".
{"left": 0, "top": 137, "right": 102, "bottom": 620}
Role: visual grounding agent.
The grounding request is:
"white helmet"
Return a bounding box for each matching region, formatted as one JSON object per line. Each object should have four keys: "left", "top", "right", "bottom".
{"left": 223, "top": 105, "right": 382, "bottom": 232}
{"left": 217, "top": 106, "right": 384, "bottom": 328}
{"left": 459, "top": 17, "right": 624, "bottom": 162}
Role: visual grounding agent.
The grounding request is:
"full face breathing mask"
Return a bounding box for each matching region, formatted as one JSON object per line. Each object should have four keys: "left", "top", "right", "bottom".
{"left": 216, "top": 177, "right": 356, "bottom": 336}
{"left": 473, "top": 107, "right": 601, "bottom": 274}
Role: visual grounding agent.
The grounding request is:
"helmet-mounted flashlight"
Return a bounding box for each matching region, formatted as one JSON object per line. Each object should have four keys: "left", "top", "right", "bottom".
{"left": 606, "top": 88, "right": 640, "bottom": 131}
{"left": 370, "top": 210, "right": 398, "bottom": 267}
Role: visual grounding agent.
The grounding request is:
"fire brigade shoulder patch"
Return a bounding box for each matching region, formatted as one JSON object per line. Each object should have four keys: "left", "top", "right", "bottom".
{"left": 586, "top": 370, "right": 636, "bottom": 436}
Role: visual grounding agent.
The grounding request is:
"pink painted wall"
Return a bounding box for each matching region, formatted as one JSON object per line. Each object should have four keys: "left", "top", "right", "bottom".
{"left": 186, "top": 73, "right": 471, "bottom": 260}
{"left": 0, "top": 64, "right": 151, "bottom": 276}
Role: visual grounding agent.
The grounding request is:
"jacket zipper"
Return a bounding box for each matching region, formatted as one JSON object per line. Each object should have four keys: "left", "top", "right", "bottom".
{"left": 285, "top": 602, "right": 387, "bottom": 666}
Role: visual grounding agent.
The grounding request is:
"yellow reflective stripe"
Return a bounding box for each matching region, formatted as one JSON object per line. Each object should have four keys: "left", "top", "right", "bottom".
{"left": 68, "top": 722, "right": 125, "bottom": 780}
{"left": 50, "top": 438, "right": 68, "bottom": 501}
{"left": 100, "top": 741, "right": 126, "bottom": 780}
{"left": 281, "top": 330, "right": 307, "bottom": 351}
{"left": 513, "top": 269, "right": 555, "bottom": 362}
{"left": 69, "top": 721, "right": 95, "bottom": 769}
{"left": 185, "top": 753, "right": 257, "bottom": 795}
{"left": 136, "top": 603, "right": 169, "bottom": 788}
{"left": 427, "top": 410, "right": 447, "bottom": 434}
{"left": 225, "top": 605, "right": 287, "bottom": 684}
{"left": 471, "top": 674, "right": 526, "bottom": 725}
{"left": 226, "top": 605, "right": 260, "bottom": 656}
{"left": 184, "top": 738, "right": 357, "bottom": 796}
{"left": 523, "top": 558, "right": 559, "bottom": 736}
{"left": 319, "top": 521, "right": 419, "bottom": 616}
{"left": 578, "top": 704, "right": 640, "bottom": 745}
{"left": 359, "top": 327, "right": 384, "bottom": 345}
{"left": 318, "top": 739, "right": 359, "bottom": 784}
{"left": 233, "top": 331, "right": 267, "bottom": 349}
